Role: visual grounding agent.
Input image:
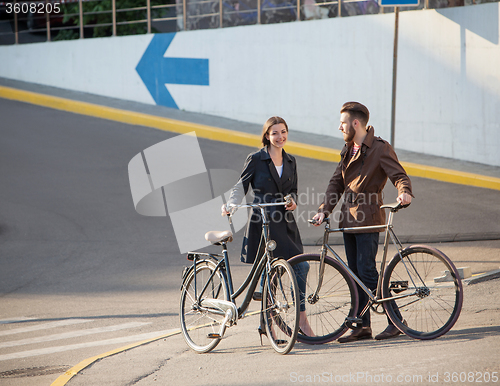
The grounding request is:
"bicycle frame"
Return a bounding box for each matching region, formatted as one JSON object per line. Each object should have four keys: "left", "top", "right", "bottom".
{"left": 315, "top": 206, "right": 420, "bottom": 318}
{"left": 185, "top": 200, "right": 289, "bottom": 319}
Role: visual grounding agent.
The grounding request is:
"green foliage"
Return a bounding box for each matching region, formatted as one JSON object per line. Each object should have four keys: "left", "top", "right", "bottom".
{"left": 54, "top": 0, "right": 176, "bottom": 41}
{"left": 53, "top": 29, "right": 79, "bottom": 41}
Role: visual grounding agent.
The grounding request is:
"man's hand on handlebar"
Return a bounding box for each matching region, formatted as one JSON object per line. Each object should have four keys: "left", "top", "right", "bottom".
{"left": 311, "top": 212, "right": 325, "bottom": 226}
{"left": 397, "top": 192, "right": 412, "bottom": 206}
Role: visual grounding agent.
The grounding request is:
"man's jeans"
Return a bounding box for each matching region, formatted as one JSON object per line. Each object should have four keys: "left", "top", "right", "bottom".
{"left": 343, "top": 232, "right": 380, "bottom": 327}
{"left": 344, "top": 232, "right": 402, "bottom": 327}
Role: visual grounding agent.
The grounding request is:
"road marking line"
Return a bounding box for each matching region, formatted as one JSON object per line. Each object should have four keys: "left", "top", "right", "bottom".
{"left": 51, "top": 312, "right": 260, "bottom": 385}
{"left": 0, "top": 329, "right": 176, "bottom": 362}
{"left": 1, "top": 85, "right": 499, "bottom": 191}
{"left": 50, "top": 328, "right": 181, "bottom": 386}
{"left": 0, "top": 322, "right": 149, "bottom": 348}
{"left": 0, "top": 319, "right": 92, "bottom": 337}
{"left": 0, "top": 317, "right": 35, "bottom": 324}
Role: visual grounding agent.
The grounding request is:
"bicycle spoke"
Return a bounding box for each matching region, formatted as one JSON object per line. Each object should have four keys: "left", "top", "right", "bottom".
{"left": 383, "top": 247, "right": 463, "bottom": 340}
{"left": 180, "top": 260, "right": 229, "bottom": 353}
{"left": 287, "top": 254, "right": 358, "bottom": 344}
{"left": 263, "top": 259, "right": 299, "bottom": 354}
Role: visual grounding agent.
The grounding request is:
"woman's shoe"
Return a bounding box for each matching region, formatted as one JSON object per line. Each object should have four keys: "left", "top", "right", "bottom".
{"left": 257, "top": 326, "right": 266, "bottom": 346}
{"left": 257, "top": 326, "right": 287, "bottom": 346}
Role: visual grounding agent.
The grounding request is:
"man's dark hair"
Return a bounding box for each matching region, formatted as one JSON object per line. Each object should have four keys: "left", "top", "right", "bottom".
{"left": 340, "top": 102, "right": 370, "bottom": 126}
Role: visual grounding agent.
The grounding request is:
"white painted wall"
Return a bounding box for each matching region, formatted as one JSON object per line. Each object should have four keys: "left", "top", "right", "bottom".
{"left": 1, "top": 3, "right": 499, "bottom": 166}
{"left": 396, "top": 5, "right": 500, "bottom": 165}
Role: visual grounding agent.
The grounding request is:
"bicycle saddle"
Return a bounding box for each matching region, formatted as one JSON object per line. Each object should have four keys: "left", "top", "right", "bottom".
{"left": 205, "top": 230, "right": 233, "bottom": 244}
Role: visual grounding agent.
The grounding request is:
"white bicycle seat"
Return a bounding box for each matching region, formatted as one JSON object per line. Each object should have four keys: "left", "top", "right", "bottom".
{"left": 205, "top": 230, "right": 233, "bottom": 244}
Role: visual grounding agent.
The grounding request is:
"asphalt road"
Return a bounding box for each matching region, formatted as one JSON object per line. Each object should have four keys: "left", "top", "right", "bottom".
{"left": 0, "top": 96, "right": 499, "bottom": 386}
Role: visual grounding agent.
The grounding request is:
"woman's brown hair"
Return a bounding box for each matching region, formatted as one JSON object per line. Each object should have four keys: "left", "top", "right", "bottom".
{"left": 261, "top": 116, "right": 289, "bottom": 147}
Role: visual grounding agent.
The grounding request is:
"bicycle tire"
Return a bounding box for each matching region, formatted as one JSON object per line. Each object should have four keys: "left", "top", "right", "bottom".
{"left": 287, "top": 253, "right": 359, "bottom": 345}
{"left": 382, "top": 245, "right": 463, "bottom": 340}
{"left": 180, "top": 259, "right": 230, "bottom": 353}
{"left": 262, "top": 259, "right": 300, "bottom": 354}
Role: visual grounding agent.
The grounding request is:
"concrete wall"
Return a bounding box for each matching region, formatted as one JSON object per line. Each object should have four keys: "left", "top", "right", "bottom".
{"left": 1, "top": 3, "right": 499, "bottom": 166}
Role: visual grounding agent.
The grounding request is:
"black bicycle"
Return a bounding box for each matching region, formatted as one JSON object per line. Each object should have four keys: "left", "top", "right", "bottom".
{"left": 179, "top": 196, "right": 300, "bottom": 354}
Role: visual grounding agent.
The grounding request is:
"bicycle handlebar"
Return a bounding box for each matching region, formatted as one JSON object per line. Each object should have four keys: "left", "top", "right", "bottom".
{"left": 308, "top": 201, "right": 410, "bottom": 225}
{"left": 225, "top": 194, "right": 293, "bottom": 218}
{"left": 381, "top": 202, "right": 411, "bottom": 212}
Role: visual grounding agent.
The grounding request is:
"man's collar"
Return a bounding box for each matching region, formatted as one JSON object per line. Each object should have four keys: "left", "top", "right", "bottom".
{"left": 341, "top": 126, "right": 375, "bottom": 154}
{"left": 362, "top": 126, "right": 375, "bottom": 148}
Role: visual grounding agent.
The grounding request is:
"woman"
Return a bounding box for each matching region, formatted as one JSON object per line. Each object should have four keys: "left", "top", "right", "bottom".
{"left": 222, "top": 116, "right": 314, "bottom": 338}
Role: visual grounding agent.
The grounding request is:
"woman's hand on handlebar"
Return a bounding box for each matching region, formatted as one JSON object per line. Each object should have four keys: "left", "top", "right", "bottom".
{"left": 285, "top": 197, "right": 297, "bottom": 211}
{"left": 311, "top": 212, "right": 325, "bottom": 226}
{"left": 221, "top": 203, "right": 236, "bottom": 216}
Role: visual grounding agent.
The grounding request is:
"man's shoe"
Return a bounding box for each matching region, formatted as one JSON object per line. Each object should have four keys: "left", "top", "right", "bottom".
{"left": 338, "top": 327, "right": 372, "bottom": 343}
{"left": 375, "top": 320, "right": 407, "bottom": 340}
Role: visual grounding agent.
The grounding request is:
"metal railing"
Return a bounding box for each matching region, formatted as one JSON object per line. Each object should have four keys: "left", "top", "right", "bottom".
{"left": 0, "top": 0, "right": 496, "bottom": 44}
{"left": 0, "top": 0, "right": 178, "bottom": 44}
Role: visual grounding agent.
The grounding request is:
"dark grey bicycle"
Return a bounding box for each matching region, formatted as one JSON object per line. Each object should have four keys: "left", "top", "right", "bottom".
{"left": 287, "top": 202, "right": 464, "bottom": 344}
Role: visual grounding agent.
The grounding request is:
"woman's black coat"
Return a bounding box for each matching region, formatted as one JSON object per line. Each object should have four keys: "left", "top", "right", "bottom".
{"left": 233, "top": 147, "right": 303, "bottom": 264}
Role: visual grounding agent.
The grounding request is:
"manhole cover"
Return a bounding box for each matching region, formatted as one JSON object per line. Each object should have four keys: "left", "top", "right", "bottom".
{"left": 0, "top": 366, "right": 70, "bottom": 378}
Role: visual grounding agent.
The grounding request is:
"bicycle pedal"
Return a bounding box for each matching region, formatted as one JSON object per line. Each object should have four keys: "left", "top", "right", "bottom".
{"left": 345, "top": 317, "right": 363, "bottom": 330}
{"left": 390, "top": 280, "right": 408, "bottom": 294}
{"left": 252, "top": 292, "right": 263, "bottom": 301}
{"left": 207, "top": 333, "right": 221, "bottom": 339}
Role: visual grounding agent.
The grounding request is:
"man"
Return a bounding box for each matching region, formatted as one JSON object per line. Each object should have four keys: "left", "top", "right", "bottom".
{"left": 312, "top": 101, "right": 413, "bottom": 342}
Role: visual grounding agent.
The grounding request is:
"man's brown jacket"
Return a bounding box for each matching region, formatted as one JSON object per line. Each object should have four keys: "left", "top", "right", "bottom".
{"left": 318, "top": 126, "right": 413, "bottom": 232}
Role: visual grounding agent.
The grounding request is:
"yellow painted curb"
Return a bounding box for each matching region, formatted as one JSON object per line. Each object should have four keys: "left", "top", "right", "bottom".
{"left": 1, "top": 85, "right": 499, "bottom": 191}
{"left": 401, "top": 162, "right": 500, "bottom": 191}
{"left": 50, "top": 329, "right": 181, "bottom": 386}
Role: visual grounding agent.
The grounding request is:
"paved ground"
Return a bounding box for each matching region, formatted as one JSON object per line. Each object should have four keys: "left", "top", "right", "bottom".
{"left": 0, "top": 78, "right": 499, "bottom": 386}
{"left": 68, "top": 275, "right": 500, "bottom": 386}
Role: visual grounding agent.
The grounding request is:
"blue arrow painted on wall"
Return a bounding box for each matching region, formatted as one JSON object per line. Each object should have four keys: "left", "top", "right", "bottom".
{"left": 136, "top": 33, "right": 209, "bottom": 109}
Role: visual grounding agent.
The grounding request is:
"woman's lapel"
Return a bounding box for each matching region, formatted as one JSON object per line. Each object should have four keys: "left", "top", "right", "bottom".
{"left": 268, "top": 160, "right": 283, "bottom": 192}
{"left": 262, "top": 147, "right": 282, "bottom": 192}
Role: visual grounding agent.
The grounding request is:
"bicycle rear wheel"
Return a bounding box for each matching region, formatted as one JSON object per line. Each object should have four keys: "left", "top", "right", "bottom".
{"left": 262, "top": 259, "right": 300, "bottom": 354}
{"left": 382, "top": 246, "right": 463, "bottom": 340}
{"left": 180, "top": 259, "right": 229, "bottom": 353}
{"left": 288, "top": 253, "right": 359, "bottom": 344}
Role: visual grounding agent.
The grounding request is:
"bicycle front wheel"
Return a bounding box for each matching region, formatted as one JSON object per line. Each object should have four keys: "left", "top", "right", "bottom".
{"left": 180, "top": 259, "right": 229, "bottom": 353}
{"left": 382, "top": 246, "right": 463, "bottom": 340}
{"left": 288, "top": 253, "right": 358, "bottom": 344}
{"left": 262, "top": 259, "right": 300, "bottom": 354}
